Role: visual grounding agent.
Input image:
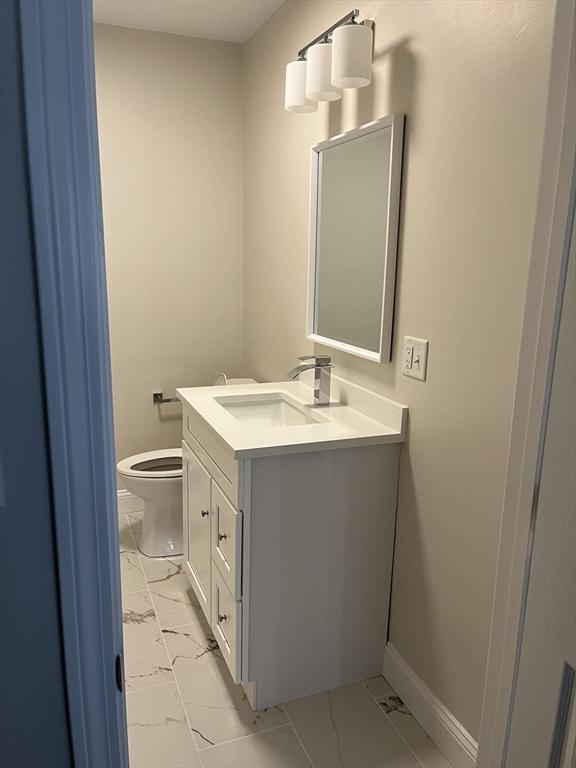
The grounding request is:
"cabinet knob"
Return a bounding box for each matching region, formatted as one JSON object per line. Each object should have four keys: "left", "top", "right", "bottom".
{"left": 218, "top": 532, "right": 227, "bottom": 541}
{"left": 218, "top": 614, "right": 228, "bottom": 624}
{"left": 201, "top": 509, "right": 209, "bottom": 518}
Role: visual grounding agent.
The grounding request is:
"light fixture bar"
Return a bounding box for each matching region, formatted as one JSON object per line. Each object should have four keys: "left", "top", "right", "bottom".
{"left": 297, "top": 9, "right": 360, "bottom": 60}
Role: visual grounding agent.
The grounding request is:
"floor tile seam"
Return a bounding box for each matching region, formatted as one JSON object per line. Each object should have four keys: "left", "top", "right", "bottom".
{"left": 134, "top": 548, "right": 205, "bottom": 631}
{"left": 151, "top": 588, "right": 297, "bottom": 756}
{"left": 121, "top": 588, "right": 149, "bottom": 600}
{"left": 194, "top": 721, "right": 302, "bottom": 753}
{"left": 120, "top": 548, "right": 142, "bottom": 559}
{"left": 282, "top": 707, "right": 316, "bottom": 768}
{"left": 125, "top": 679, "right": 180, "bottom": 697}
{"left": 129, "top": 519, "right": 152, "bottom": 595}
{"left": 122, "top": 581, "right": 175, "bottom": 694}
{"left": 121, "top": 589, "right": 146, "bottom": 597}
{"left": 361, "top": 681, "right": 427, "bottom": 768}
{"left": 124, "top": 520, "right": 397, "bottom": 768}
{"left": 196, "top": 722, "right": 300, "bottom": 757}
{"left": 141, "top": 572, "right": 205, "bottom": 632}
{"left": 141, "top": 561, "right": 203, "bottom": 767}
{"left": 157, "top": 617, "right": 205, "bottom": 631}
{"left": 123, "top": 513, "right": 140, "bottom": 551}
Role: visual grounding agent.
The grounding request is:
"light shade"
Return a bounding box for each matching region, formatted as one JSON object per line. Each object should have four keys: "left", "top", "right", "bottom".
{"left": 306, "top": 42, "right": 341, "bottom": 102}
{"left": 284, "top": 60, "right": 318, "bottom": 113}
{"left": 331, "top": 23, "right": 373, "bottom": 88}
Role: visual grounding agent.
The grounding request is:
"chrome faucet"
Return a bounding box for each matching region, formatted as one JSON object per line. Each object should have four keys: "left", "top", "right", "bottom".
{"left": 287, "top": 355, "right": 334, "bottom": 406}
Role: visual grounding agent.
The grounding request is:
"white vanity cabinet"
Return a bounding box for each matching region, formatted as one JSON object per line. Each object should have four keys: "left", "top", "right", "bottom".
{"left": 179, "top": 381, "right": 407, "bottom": 711}
{"left": 181, "top": 423, "right": 244, "bottom": 684}
{"left": 181, "top": 436, "right": 243, "bottom": 683}
{"left": 182, "top": 441, "right": 212, "bottom": 619}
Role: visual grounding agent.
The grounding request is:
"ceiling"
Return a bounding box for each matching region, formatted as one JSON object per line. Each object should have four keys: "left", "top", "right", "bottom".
{"left": 92, "top": 0, "right": 285, "bottom": 43}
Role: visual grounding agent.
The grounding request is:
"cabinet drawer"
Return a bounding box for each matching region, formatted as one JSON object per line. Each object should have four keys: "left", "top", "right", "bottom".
{"left": 211, "top": 563, "right": 242, "bottom": 683}
{"left": 212, "top": 482, "right": 242, "bottom": 599}
{"left": 184, "top": 406, "right": 238, "bottom": 502}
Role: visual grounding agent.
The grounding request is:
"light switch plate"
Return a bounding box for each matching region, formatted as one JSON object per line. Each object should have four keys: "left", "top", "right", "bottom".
{"left": 402, "top": 336, "right": 429, "bottom": 381}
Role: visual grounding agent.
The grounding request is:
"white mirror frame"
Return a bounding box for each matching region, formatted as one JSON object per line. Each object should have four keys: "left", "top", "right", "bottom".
{"left": 306, "top": 114, "right": 404, "bottom": 363}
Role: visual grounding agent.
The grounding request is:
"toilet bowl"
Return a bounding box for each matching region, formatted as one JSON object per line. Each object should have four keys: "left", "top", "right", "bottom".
{"left": 117, "top": 448, "right": 183, "bottom": 558}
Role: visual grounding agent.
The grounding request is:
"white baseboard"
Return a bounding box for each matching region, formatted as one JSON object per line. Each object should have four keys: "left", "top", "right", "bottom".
{"left": 117, "top": 489, "right": 144, "bottom": 515}
{"left": 383, "top": 643, "right": 478, "bottom": 768}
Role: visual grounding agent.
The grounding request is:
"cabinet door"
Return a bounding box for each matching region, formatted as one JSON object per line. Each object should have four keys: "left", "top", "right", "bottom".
{"left": 182, "top": 441, "right": 211, "bottom": 619}
{"left": 211, "top": 562, "right": 242, "bottom": 683}
{"left": 212, "top": 481, "right": 242, "bottom": 599}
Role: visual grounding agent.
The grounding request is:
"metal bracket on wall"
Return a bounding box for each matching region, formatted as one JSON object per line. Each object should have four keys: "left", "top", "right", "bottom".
{"left": 296, "top": 10, "right": 374, "bottom": 60}
{"left": 152, "top": 391, "right": 179, "bottom": 405}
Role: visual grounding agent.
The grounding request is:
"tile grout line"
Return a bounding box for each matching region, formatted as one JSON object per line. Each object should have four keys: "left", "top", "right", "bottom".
{"left": 121, "top": 588, "right": 149, "bottom": 599}
{"left": 126, "top": 514, "right": 203, "bottom": 767}
{"left": 143, "top": 573, "right": 293, "bottom": 765}
{"left": 136, "top": 554, "right": 206, "bottom": 630}
{"left": 125, "top": 515, "right": 313, "bottom": 764}
{"left": 282, "top": 708, "right": 316, "bottom": 768}
{"left": 361, "top": 681, "right": 427, "bottom": 768}
{"left": 119, "top": 515, "right": 147, "bottom": 596}
{"left": 155, "top": 617, "right": 205, "bottom": 631}
{"left": 142, "top": 586, "right": 303, "bottom": 758}
{"left": 121, "top": 586, "right": 148, "bottom": 596}
{"left": 119, "top": 514, "right": 137, "bottom": 559}
{"left": 126, "top": 514, "right": 389, "bottom": 768}
{"left": 123, "top": 513, "right": 138, "bottom": 551}
{"left": 196, "top": 723, "right": 302, "bottom": 755}
{"left": 125, "top": 679, "right": 181, "bottom": 697}
{"left": 123, "top": 515, "right": 425, "bottom": 768}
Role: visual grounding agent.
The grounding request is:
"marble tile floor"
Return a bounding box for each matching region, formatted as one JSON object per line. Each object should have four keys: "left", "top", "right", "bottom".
{"left": 120, "top": 512, "right": 452, "bottom": 768}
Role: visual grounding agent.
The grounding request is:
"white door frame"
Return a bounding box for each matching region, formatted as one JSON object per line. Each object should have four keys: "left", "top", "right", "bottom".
{"left": 477, "top": 1, "right": 576, "bottom": 764}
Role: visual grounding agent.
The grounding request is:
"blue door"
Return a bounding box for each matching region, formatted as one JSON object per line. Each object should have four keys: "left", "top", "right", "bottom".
{"left": 0, "top": 1, "right": 128, "bottom": 765}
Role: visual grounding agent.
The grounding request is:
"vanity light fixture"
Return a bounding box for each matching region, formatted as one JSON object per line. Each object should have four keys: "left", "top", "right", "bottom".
{"left": 306, "top": 40, "right": 341, "bottom": 102}
{"left": 331, "top": 21, "right": 373, "bottom": 88}
{"left": 284, "top": 9, "right": 374, "bottom": 113}
{"left": 285, "top": 59, "right": 318, "bottom": 113}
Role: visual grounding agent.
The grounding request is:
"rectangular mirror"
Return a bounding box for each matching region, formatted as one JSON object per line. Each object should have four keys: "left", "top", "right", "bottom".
{"left": 307, "top": 115, "right": 404, "bottom": 362}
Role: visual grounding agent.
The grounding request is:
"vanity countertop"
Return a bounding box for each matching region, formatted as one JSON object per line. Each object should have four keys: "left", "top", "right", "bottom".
{"left": 177, "top": 380, "right": 407, "bottom": 459}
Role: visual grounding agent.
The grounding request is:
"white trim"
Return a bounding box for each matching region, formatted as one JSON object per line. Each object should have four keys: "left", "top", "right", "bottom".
{"left": 306, "top": 115, "right": 404, "bottom": 363}
{"left": 117, "top": 489, "right": 144, "bottom": 515}
{"left": 329, "top": 374, "right": 408, "bottom": 434}
{"left": 298, "top": 372, "right": 408, "bottom": 435}
{"left": 477, "top": 2, "right": 576, "bottom": 764}
{"left": 307, "top": 332, "right": 382, "bottom": 362}
{"left": 383, "top": 643, "right": 478, "bottom": 768}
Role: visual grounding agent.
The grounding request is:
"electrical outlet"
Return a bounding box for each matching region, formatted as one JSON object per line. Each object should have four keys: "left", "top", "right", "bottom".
{"left": 402, "top": 336, "right": 429, "bottom": 381}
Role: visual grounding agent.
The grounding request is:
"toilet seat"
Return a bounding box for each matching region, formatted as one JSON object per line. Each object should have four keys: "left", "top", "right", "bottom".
{"left": 117, "top": 448, "right": 182, "bottom": 479}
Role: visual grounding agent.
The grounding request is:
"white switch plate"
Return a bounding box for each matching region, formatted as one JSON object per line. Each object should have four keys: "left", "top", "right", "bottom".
{"left": 402, "top": 336, "right": 429, "bottom": 381}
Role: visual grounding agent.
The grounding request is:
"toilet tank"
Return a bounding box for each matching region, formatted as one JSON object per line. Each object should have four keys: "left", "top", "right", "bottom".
{"left": 213, "top": 373, "right": 257, "bottom": 386}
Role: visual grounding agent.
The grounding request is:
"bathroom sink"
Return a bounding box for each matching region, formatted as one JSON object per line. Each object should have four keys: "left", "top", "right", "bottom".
{"left": 214, "top": 393, "right": 327, "bottom": 428}
{"left": 178, "top": 380, "right": 408, "bottom": 457}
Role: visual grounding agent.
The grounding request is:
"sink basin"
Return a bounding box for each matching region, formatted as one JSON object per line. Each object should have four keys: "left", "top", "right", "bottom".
{"left": 215, "top": 393, "right": 327, "bottom": 428}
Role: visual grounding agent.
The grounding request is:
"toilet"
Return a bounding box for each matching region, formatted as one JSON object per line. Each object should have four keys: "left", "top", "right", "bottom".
{"left": 117, "top": 448, "right": 183, "bottom": 558}
{"left": 118, "top": 377, "right": 256, "bottom": 558}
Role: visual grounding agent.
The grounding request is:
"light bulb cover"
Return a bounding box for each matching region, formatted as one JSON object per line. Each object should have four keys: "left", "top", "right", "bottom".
{"left": 306, "top": 42, "right": 341, "bottom": 102}
{"left": 285, "top": 60, "right": 318, "bottom": 113}
{"left": 331, "top": 23, "right": 373, "bottom": 88}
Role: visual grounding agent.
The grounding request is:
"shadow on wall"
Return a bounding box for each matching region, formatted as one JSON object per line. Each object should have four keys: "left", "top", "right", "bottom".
{"left": 388, "top": 450, "right": 448, "bottom": 690}
{"left": 328, "top": 35, "right": 419, "bottom": 135}
{"left": 375, "top": 35, "right": 419, "bottom": 122}
{"left": 322, "top": 35, "right": 419, "bottom": 386}
{"left": 155, "top": 405, "right": 182, "bottom": 424}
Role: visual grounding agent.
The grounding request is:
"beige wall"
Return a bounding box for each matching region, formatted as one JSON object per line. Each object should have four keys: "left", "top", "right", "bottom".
{"left": 95, "top": 25, "right": 244, "bottom": 468}
{"left": 96, "top": 1, "right": 554, "bottom": 739}
{"left": 242, "top": 0, "right": 554, "bottom": 737}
